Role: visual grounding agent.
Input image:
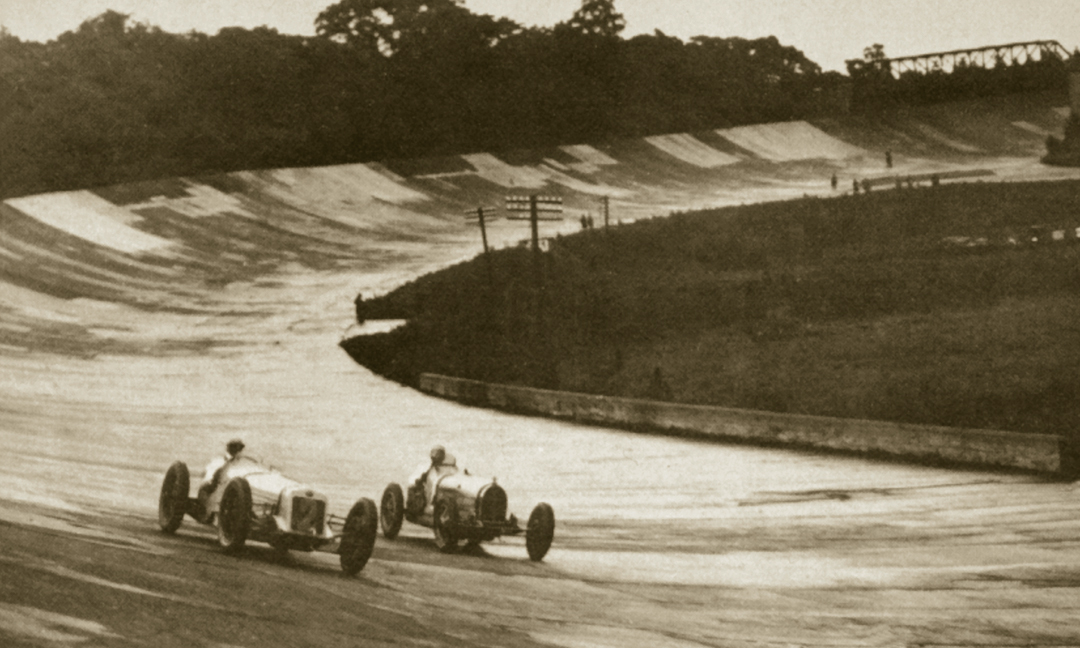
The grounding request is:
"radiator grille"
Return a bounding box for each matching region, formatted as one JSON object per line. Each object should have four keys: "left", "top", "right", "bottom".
{"left": 478, "top": 485, "right": 507, "bottom": 524}
{"left": 291, "top": 497, "right": 325, "bottom": 535}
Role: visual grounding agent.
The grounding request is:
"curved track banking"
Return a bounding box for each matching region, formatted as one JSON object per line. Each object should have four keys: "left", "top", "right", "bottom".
{"left": 2, "top": 93, "right": 1080, "bottom": 647}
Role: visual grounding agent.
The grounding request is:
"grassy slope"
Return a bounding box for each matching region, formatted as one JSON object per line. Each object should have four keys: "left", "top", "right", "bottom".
{"left": 343, "top": 179, "right": 1080, "bottom": 439}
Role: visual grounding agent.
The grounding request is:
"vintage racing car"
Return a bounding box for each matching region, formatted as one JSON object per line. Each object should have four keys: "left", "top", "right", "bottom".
{"left": 378, "top": 448, "right": 555, "bottom": 561}
{"left": 157, "top": 454, "right": 378, "bottom": 575}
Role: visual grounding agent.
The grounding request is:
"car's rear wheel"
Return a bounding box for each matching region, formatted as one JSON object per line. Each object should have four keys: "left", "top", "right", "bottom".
{"left": 525, "top": 502, "right": 555, "bottom": 562}
{"left": 339, "top": 498, "right": 378, "bottom": 575}
{"left": 433, "top": 499, "right": 462, "bottom": 553}
{"left": 380, "top": 483, "right": 404, "bottom": 539}
{"left": 217, "top": 477, "right": 252, "bottom": 553}
{"left": 158, "top": 461, "right": 189, "bottom": 533}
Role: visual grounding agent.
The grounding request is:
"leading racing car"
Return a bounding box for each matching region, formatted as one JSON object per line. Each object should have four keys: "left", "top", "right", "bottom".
{"left": 378, "top": 446, "right": 555, "bottom": 561}
{"left": 157, "top": 441, "right": 378, "bottom": 575}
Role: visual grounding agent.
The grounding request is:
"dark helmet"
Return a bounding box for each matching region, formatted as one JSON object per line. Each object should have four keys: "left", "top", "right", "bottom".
{"left": 430, "top": 445, "right": 446, "bottom": 465}
{"left": 226, "top": 439, "right": 245, "bottom": 456}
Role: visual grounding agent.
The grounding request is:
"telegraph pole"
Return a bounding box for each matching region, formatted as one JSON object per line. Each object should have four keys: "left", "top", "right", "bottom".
{"left": 505, "top": 194, "right": 564, "bottom": 384}
{"left": 530, "top": 194, "right": 540, "bottom": 264}
{"left": 506, "top": 194, "right": 563, "bottom": 279}
{"left": 465, "top": 206, "right": 495, "bottom": 254}
{"left": 465, "top": 206, "right": 498, "bottom": 288}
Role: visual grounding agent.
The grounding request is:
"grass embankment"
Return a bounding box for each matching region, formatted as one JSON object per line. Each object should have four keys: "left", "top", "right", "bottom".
{"left": 342, "top": 180, "right": 1080, "bottom": 440}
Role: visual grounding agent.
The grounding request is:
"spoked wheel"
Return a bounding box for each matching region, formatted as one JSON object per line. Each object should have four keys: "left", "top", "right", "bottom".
{"left": 380, "top": 483, "right": 404, "bottom": 540}
{"left": 158, "top": 461, "right": 189, "bottom": 533}
{"left": 217, "top": 477, "right": 252, "bottom": 553}
{"left": 525, "top": 502, "right": 555, "bottom": 562}
{"left": 339, "top": 498, "right": 378, "bottom": 575}
{"left": 432, "top": 499, "right": 462, "bottom": 553}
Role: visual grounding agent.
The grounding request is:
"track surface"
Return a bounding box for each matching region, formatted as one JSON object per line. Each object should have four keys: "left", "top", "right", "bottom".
{"left": 2, "top": 94, "right": 1080, "bottom": 646}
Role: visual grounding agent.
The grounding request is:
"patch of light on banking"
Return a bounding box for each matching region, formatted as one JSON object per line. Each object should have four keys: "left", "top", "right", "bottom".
{"left": 125, "top": 180, "right": 258, "bottom": 219}
{"left": 542, "top": 157, "right": 571, "bottom": 171}
{"left": 238, "top": 167, "right": 445, "bottom": 233}
{"left": 6, "top": 192, "right": 174, "bottom": 255}
{"left": 0, "top": 280, "right": 84, "bottom": 325}
{"left": 912, "top": 123, "right": 982, "bottom": 153}
{"left": 327, "top": 164, "right": 431, "bottom": 203}
{"left": 718, "top": 121, "right": 865, "bottom": 161}
{"left": 0, "top": 603, "right": 121, "bottom": 644}
{"left": 540, "top": 624, "right": 735, "bottom": 648}
{"left": 531, "top": 623, "right": 707, "bottom": 648}
{"left": 363, "top": 162, "right": 409, "bottom": 184}
{"left": 536, "top": 164, "right": 631, "bottom": 197}
{"left": 516, "top": 547, "right": 899, "bottom": 588}
{"left": 264, "top": 164, "right": 428, "bottom": 204}
{"left": 1012, "top": 121, "right": 1056, "bottom": 137}
{"left": 644, "top": 133, "right": 741, "bottom": 168}
{"left": 0, "top": 475, "right": 85, "bottom": 513}
{"left": 0, "top": 240, "right": 22, "bottom": 261}
{"left": 460, "top": 153, "right": 548, "bottom": 189}
{"left": 560, "top": 144, "right": 619, "bottom": 167}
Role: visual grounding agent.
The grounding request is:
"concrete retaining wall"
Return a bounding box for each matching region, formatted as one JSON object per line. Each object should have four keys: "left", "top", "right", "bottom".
{"left": 419, "top": 373, "right": 1076, "bottom": 476}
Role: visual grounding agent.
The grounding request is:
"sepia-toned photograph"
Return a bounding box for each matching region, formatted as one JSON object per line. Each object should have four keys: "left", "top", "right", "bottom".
{"left": 1, "top": 1, "right": 1080, "bottom": 645}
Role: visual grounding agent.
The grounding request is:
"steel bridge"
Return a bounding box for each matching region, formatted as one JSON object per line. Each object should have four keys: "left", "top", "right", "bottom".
{"left": 886, "top": 40, "right": 1072, "bottom": 78}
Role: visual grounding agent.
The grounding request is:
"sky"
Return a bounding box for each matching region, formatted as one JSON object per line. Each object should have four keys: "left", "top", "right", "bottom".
{"left": 1, "top": 0, "right": 1078, "bottom": 72}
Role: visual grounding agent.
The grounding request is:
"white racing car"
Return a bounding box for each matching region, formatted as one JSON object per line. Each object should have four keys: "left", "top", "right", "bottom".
{"left": 379, "top": 447, "right": 555, "bottom": 561}
{"left": 157, "top": 452, "right": 378, "bottom": 575}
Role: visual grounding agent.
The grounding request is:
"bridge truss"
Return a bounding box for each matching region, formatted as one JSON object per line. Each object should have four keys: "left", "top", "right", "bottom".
{"left": 886, "top": 40, "right": 1072, "bottom": 78}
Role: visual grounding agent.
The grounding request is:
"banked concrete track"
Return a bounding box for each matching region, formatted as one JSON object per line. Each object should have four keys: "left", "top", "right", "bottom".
{"left": 3, "top": 93, "right": 1080, "bottom": 647}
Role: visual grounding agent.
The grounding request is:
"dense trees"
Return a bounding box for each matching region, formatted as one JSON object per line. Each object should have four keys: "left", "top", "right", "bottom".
{"left": 0, "top": 2, "right": 839, "bottom": 199}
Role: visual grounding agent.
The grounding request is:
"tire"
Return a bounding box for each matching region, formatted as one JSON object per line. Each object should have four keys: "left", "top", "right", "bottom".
{"left": 217, "top": 477, "right": 252, "bottom": 553}
{"left": 380, "top": 483, "right": 405, "bottom": 540}
{"left": 432, "top": 498, "right": 461, "bottom": 553}
{"left": 339, "top": 498, "right": 378, "bottom": 575}
{"left": 158, "top": 461, "right": 189, "bottom": 533}
{"left": 525, "top": 503, "right": 555, "bottom": 562}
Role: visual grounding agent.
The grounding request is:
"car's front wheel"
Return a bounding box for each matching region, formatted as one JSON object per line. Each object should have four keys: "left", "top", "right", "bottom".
{"left": 525, "top": 502, "right": 555, "bottom": 562}
{"left": 217, "top": 477, "right": 252, "bottom": 553}
{"left": 433, "top": 498, "right": 462, "bottom": 553}
{"left": 339, "top": 498, "right": 378, "bottom": 575}
{"left": 380, "top": 483, "right": 404, "bottom": 540}
{"left": 158, "top": 461, "right": 189, "bottom": 533}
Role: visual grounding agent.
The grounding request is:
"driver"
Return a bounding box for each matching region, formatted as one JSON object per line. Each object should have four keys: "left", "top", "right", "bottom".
{"left": 196, "top": 439, "right": 245, "bottom": 511}
{"left": 408, "top": 445, "right": 458, "bottom": 513}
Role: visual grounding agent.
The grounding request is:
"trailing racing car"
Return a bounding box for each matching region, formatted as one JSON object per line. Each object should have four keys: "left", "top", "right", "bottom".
{"left": 378, "top": 446, "right": 555, "bottom": 561}
{"left": 157, "top": 444, "right": 378, "bottom": 575}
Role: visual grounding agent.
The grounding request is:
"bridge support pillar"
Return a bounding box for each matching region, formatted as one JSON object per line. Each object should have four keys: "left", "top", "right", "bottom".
{"left": 1070, "top": 65, "right": 1080, "bottom": 117}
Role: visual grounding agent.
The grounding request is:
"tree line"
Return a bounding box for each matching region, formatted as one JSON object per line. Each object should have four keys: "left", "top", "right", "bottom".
{"left": 0, "top": 1, "right": 844, "bottom": 200}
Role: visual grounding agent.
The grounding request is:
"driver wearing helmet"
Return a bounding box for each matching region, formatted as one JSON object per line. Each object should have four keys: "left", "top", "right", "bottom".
{"left": 407, "top": 445, "right": 458, "bottom": 515}
{"left": 196, "top": 439, "right": 246, "bottom": 514}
